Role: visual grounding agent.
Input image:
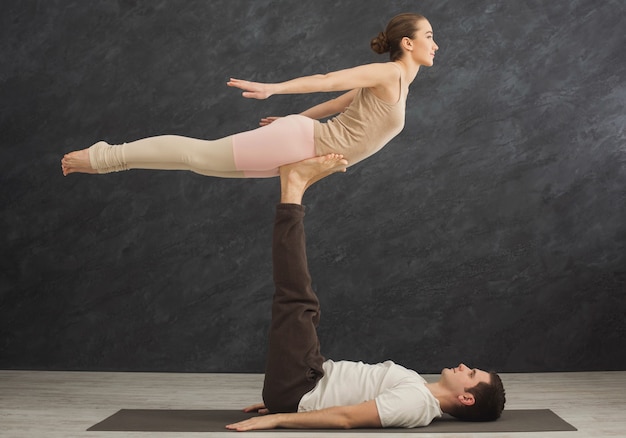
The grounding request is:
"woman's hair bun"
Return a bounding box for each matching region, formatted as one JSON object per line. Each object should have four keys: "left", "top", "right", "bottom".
{"left": 370, "top": 31, "right": 390, "bottom": 54}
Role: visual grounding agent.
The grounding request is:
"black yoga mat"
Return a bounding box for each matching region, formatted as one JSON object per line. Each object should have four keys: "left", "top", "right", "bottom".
{"left": 88, "top": 409, "right": 577, "bottom": 433}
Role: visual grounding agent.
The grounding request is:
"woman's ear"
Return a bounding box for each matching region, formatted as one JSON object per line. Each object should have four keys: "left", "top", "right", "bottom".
{"left": 401, "top": 36, "right": 413, "bottom": 51}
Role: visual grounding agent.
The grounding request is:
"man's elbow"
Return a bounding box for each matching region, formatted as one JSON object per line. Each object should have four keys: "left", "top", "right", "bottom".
{"left": 331, "top": 410, "right": 355, "bottom": 429}
{"left": 337, "top": 418, "right": 353, "bottom": 429}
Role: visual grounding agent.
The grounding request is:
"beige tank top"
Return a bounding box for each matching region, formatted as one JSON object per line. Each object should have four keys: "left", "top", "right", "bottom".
{"left": 313, "top": 67, "right": 407, "bottom": 167}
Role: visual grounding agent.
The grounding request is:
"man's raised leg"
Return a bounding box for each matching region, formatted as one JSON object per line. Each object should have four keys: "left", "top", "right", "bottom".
{"left": 262, "top": 154, "right": 347, "bottom": 413}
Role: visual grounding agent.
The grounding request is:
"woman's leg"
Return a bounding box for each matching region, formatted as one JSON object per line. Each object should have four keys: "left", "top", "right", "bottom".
{"left": 62, "top": 135, "right": 242, "bottom": 177}
{"left": 61, "top": 115, "right": 316, "bottom": 178}
{"left": 89, "top": 135, "right": 243, "bottom": 177}
{"left": 232, "top": 115, "right": 315, "bottom": 177}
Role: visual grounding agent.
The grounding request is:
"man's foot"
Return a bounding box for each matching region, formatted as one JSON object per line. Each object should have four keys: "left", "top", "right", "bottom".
{"left": 61, "top": 148, "right": 97, "bottom": 176}
{"left": 279, "top": 154, "right": 348, "bottom": 204}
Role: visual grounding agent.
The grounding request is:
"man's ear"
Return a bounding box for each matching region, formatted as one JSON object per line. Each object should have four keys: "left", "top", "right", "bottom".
{"left": 457, "top": 393, "right": 476, "bottom": 406}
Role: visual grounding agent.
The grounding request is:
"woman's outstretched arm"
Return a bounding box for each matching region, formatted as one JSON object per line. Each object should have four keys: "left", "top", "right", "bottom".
{"left": 227, "top": 62, "right": 397, "bottom": 99}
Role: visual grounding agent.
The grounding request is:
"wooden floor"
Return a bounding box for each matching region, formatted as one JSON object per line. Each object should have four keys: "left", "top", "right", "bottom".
{"left": 1, "top": 370, "right": 624, "bottom": 437}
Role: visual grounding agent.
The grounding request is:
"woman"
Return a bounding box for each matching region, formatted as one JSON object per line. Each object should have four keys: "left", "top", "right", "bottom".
{"left": 61, "top": 13, "right": 438, "bottom": 178}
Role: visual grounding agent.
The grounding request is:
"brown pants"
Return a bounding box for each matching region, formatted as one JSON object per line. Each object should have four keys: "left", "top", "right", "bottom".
{"left": 262, "top": 204, "right": 326, "bottom": 413}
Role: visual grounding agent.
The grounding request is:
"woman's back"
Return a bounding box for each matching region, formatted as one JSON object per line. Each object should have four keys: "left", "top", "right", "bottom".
{"left": 313, "top": 66, "right": 407, "bottom": 166}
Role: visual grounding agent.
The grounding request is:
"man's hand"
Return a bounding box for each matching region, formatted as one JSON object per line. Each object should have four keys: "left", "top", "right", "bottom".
{"left": 242, "top": 402, "right": 269, "bottom": 415}
{"left": 225, "top": 403, "right": 272, "bottom": 431}
{"left": 227, "top": 78, "right": 273, "bottom": 99}
{"left": 226, "top": 413, "right": 281, "bottom": 431}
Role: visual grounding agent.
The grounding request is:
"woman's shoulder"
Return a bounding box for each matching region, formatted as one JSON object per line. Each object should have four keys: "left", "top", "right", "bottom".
{"left": 361, "top": 61, "right": 402, "bottom": 74}
{"left": 360, "top": 62, "right": 404, "bottom": 104}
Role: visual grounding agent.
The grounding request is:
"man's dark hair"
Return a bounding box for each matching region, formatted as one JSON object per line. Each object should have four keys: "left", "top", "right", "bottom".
{"left": 448, "top": 372, "right": 506, "bottom": 421}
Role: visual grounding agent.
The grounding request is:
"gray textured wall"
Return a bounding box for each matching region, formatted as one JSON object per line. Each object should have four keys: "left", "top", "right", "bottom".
{"left": 1, "top": 0, "right": 625, "bottom": 373}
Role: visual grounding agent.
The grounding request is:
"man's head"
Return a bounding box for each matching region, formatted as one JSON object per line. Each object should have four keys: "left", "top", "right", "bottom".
{"left": 439, "top": 363, "right": 506, "bottom": 421}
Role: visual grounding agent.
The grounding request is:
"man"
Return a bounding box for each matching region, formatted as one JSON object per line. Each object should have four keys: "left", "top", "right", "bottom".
{"left": 227, "top": 154, "right": 505, "bottom": 431}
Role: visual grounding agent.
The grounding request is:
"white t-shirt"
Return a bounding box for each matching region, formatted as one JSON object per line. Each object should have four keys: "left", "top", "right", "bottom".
{"left": 297, "top": 359, "right": 442, "bottom": 428}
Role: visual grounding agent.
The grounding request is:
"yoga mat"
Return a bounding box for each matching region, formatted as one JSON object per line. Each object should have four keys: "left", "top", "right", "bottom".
{"left": 88, "top": 409, "right": 577, "bottom": 433}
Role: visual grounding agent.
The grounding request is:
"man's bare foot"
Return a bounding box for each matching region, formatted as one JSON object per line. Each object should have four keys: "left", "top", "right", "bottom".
{"left": 279, "top": 154, "right": 348, "bottom": 204}
{"left": 61, "top": 148, "right": 97, "bottom": 176}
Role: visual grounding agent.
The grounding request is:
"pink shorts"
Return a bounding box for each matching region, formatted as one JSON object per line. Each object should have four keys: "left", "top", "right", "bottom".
{"left": 232, "top": 115, "right": 316, "bottom": 177}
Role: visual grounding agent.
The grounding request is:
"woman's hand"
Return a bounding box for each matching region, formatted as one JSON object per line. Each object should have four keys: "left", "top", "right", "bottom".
{"left": 259, "top": 116, "right": 281, "bottom": 126}
{"left": 227, "top": 78, "right": 273, "bottom": 99}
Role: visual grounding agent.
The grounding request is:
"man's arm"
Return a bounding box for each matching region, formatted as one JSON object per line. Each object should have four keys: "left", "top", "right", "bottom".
{"left": 226, "top": 400, "right": 382, "bottom": 431}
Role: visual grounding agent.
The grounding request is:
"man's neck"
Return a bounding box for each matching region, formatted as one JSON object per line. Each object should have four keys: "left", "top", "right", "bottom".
{"left": 425, "top": 381, "right": 453, "bottom": 413}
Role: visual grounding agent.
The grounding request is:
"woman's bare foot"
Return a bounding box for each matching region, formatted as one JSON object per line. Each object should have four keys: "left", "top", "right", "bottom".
{"left": 61, "top": 148, "right": 97, "bottom": 176}
{"left": 279, "top": 154, "right": 348, "bottom": 204}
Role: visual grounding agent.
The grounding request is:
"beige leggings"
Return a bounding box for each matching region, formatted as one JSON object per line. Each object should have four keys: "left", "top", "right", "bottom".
{"left": 87, "top": 115, "right": 317, "bottom": 178}
{"left": 88, "top": 135, "right": 246, "bottom": 178}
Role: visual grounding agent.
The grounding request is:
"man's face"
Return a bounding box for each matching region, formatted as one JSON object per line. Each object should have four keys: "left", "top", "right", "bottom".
{"left": 441, "top": 363, "right": 491, "bottom": 394}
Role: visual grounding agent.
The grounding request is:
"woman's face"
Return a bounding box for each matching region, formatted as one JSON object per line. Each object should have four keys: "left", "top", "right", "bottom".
{"left": 409, "top": 19, "right": 439, "bottom": 66}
